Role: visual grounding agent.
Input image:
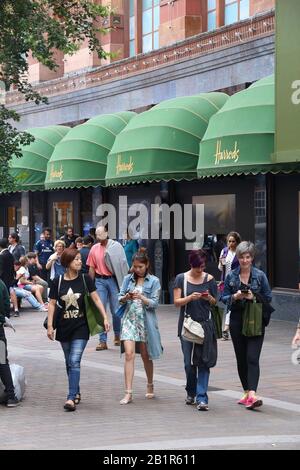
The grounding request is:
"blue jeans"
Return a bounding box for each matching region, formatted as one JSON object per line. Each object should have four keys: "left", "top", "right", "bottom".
{"left": 13, "top": 287, "right": 42, "bottom": 309}
{"left": 95, "top": 277, "right": 120, "bottom": 342}
{"left": 180, "top": 337, "right": 210, "bottom": 404}
{"left": 60, "top": 339, "right": 88, "bottom": 401}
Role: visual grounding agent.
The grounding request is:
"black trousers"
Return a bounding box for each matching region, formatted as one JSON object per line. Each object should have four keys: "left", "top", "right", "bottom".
{"left": 229, "top": 312, "right": 265, "bottom": 392}
{"left": 0, "top": 325, "right": 15, "bottom": 400}
{"left": 40, "top": 264, "right": 48, "bottom": 282}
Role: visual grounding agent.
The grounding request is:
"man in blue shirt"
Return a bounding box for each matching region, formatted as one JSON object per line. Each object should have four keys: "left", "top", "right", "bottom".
{"left": 34, "top": 228, "right": 54, "bottom": 282}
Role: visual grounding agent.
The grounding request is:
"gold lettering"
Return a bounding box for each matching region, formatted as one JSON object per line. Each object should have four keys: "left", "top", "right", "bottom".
{"left": 50, "top": 164, "right": 64, "bottom": 180}
{"left": 214, "top": 140, "right": 240, "bottom": 165}
{"left": 116, "top": 155, "right": 134, "bottom": 175}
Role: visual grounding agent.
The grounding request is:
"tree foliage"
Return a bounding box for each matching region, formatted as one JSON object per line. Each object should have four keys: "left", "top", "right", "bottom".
{"left": 0, "top": 0, "right": 111, "bottom": 192}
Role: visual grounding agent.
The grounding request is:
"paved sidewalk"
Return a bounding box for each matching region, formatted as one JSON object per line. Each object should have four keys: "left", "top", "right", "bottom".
{"left": 1, "top": 305, "right": 300, "bottom": 450}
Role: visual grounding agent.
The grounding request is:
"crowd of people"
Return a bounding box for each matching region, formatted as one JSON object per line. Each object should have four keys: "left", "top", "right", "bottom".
{"left": 0, "top": 226, "right": 299, "bottom": 412}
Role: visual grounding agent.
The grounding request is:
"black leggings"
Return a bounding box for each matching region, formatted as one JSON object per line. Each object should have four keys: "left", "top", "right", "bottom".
{"left": 229, "top": 314, "right": 265, "bottom": 392}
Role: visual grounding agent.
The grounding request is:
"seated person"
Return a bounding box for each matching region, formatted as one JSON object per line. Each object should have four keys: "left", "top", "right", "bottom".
{"left": 15, "top": 257, "right": 47, "bottom": 310}
{"left": 12, "top": 261, "right": 47, "bottom": 313}
{"left": 26, "top": 252, "right": 48, "bottom": 304}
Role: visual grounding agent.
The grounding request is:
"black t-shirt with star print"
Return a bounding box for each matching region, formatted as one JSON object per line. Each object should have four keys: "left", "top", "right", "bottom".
{"left": 49, "top": 274, "right": 96, "bottom": 342}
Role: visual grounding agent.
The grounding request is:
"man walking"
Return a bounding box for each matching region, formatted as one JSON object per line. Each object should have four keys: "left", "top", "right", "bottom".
{"left": 0, "top": 279, "right": 20, "bottom": 407}
{"left": 0, "top": 238, "right": 19, "bottom": 317}
{"left": 87, "top": 225, "right": 128, "bottom": 350}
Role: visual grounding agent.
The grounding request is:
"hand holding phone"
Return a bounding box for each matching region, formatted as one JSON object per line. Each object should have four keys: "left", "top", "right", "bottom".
{"left": 240, "top": 288, "right": 249, "bottom": 294}
{"left": 201, "top": 291, "right": 209, "bottom": 297}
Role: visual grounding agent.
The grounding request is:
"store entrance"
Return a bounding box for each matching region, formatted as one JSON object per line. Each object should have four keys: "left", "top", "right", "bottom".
{"left": 52, "top": 201, "right": 73, "bottom": 240}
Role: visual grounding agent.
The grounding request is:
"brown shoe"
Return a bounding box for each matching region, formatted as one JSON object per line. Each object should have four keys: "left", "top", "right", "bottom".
{"left": 114, "top": 335, "right": 121, "bottom": 346}
{"left": 96, "top": 342, "right": 108, "bottom": 351}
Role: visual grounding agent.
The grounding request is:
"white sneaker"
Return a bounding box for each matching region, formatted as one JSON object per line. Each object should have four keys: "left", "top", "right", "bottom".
{"left": 38, "top": 306, "right": 48, "bottom": 312}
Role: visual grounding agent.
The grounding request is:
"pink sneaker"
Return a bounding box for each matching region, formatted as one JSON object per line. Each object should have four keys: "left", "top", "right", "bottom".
{"left": 237, "top": 393, "right": 249, "bottom": 405}
{"left": 245, "top": 396, "right": 263, "bottom": 410}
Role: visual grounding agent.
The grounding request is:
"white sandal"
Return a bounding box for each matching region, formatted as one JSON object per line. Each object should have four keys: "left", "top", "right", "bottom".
{"left": 120, "top": 390, "right": 133, "bottom": 405}
{"left": 145, "top": 383, "right": 155, "bottom": 399}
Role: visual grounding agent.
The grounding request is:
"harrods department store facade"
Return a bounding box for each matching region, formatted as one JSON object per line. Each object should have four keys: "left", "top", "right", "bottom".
{"left": 2, "top": 1, "right": 300, "bottom": 318}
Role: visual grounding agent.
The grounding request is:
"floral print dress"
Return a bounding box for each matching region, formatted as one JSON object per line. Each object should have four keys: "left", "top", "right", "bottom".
{"left": 121, "top": 285, "right": 147, "bottom": 342}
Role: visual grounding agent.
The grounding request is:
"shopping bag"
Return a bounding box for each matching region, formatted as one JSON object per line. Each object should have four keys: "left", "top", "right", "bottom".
{"left": 0, "top": 364, "right": 26, "bottom": 403}
{"left": 242, "top": 300, "right": 263, "bottom": 337}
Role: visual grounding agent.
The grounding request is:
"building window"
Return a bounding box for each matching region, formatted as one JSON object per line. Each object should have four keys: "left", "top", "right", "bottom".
{"left": 224, "top": 0, "right": 249, "bottom": 25}
{"left": 142, "top": 0, "right": 160, "bottom": 53}
{"left": 129, "top": 0, "right": 135, "bottom": 57}
{"left": 207, "top": 0, "right": 217, "bottom": 31}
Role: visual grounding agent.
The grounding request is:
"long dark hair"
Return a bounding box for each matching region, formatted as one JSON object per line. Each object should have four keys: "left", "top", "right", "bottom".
{"left": 132, "top": 247, "right": 151, "bottom": 280}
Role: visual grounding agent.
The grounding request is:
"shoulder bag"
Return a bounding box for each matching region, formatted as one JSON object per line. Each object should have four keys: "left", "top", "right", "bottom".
{"left": 182, "top": 273, "right": 205, "bottom": 344}
{"left": 82, "top": 275, "right": 104, "bottom": 336}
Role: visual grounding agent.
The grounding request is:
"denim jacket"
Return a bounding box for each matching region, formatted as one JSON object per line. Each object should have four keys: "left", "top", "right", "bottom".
{"left": 221, "top": 266, "right": 272, "bottom": 308}
{"left": 118, "top": 273, "right": 163, "bottom": 360}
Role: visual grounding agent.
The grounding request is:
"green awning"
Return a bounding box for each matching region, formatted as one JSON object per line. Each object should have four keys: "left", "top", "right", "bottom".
{"left": 105, "top": 93, "right": 228, "bottom": 186}
{"left": 9, "top": 126, "right": 70, "bottom": 191}
{"left": 45, "top": 111, "right": 136, "bottom": 189}
{"left": 197, "top": 74, "right": 291, "bottom": 178}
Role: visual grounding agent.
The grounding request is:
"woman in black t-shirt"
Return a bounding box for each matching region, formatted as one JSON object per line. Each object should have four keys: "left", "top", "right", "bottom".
{"left": 47, "top": 248, "right": 109, "bottom": 412}
{"left": 173, "top": 249, "right": 218, "bottom": 411}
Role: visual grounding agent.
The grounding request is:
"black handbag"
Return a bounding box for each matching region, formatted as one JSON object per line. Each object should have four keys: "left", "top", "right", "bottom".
{"left": 43, "top": 276, "right": 63, "bottom": 330}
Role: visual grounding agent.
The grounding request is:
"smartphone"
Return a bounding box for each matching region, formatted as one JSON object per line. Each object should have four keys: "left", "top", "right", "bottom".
{"left": 201, "top": 291, "right": 209, "bottom": 297}
{"left": 240, "top": 288, "right": 249, "bottom": 294}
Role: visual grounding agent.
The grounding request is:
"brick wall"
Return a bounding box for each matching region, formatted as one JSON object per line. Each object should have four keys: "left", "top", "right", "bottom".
{"left": 160, "top": 0, "right": 202, "bottom": 47}
{"left": 251, "top": 0, "right": 275, "bottom": 16}
{"left": 27, "top": 0, "right": 275, "bottom": 81}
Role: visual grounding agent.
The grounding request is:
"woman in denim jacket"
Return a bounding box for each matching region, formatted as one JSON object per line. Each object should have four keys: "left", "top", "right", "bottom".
{"left": 221, "top": 241, "right": 272, "bottom": 410}
{"left": 118, "top": 248, "right": 163, "bottom": 405}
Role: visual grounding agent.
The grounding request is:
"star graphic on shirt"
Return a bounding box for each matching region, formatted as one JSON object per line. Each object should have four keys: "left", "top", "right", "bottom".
{"left": 61, "top": 288, "right": 81, "bottom": 310}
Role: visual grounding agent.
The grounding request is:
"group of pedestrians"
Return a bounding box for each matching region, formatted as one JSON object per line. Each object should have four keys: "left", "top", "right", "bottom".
{"left": 0, "top": 225, "right": 298, "bottom": 414}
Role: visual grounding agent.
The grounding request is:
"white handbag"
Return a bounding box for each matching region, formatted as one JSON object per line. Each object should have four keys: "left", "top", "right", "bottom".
{"left": 182, "top": 273, "right": 205, "bottom": 344}
{"left": 183, "top": 316, "right": 205, "bottom": 344}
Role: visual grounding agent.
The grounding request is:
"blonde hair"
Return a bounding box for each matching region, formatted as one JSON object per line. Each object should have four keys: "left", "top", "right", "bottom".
{"left": 54, "top": 239, "right": 65, "bottom": 249}
{"left": 19, "top": 256, "right": 28, "bottom": 267}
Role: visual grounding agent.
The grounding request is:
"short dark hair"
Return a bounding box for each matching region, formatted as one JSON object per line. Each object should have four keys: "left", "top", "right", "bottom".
{"left": 42, "top": 227, "right": 51, "bottom": 234}
{"left": 75, "top": 237, "right": 83, "bottom": 244}
{"left": 26, "top": 252, "right": 37, "bottom": 259}
{"left": 60, "top": 248, "right": 79, "bottom": 268}
{"left": 0, "top": 238, "right": 8, "bottom": 249}
{"left": 189, "top": 249, "right": 207, "bottom": 268}
{"left": 83, "top": 235, "right": 94, "bottom": 245}
{"left": 9, "top": 232, "right": 20, "bottom": 243}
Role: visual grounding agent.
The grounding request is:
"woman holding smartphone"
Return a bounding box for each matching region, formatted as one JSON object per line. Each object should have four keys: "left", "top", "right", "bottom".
{"left": 118, "top": 248, "right": 163, "bottom": 405}
{"left": 221, "top": 241, "right": 272, "bottom": 410}
{"left": 173, "top": 250, "right": 218, "bottom": 411}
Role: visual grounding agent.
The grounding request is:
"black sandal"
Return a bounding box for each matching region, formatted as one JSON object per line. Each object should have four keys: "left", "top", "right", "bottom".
{"left": 74, "top": 393, "right": 81, "bottom": 405}
{"left": 64, "top": 400, "right": 76, "bottom": 412}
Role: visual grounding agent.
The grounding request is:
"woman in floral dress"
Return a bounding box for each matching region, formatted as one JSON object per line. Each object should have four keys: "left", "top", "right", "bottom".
{"left": 118, "top": 248, "right": 162, "bottom": 405}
